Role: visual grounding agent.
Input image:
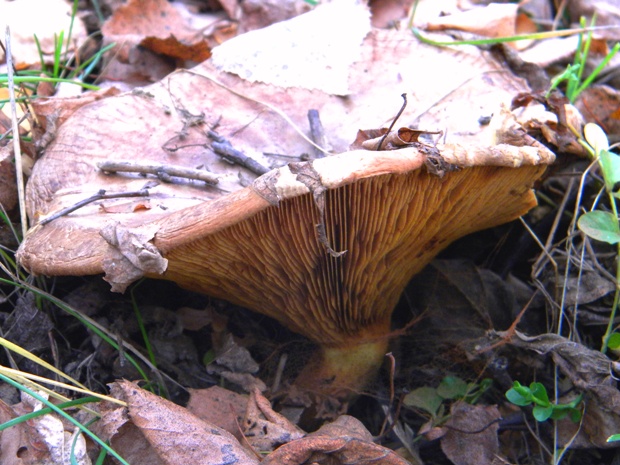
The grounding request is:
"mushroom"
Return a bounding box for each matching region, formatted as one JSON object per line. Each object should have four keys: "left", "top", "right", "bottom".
{"left": 18, "top": 133, "right": 554, "bottom": 399}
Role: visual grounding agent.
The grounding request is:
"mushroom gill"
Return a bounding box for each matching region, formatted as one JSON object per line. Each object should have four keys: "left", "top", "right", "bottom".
{"left": 146, "top": 145, "right": 553, "bottom": 398}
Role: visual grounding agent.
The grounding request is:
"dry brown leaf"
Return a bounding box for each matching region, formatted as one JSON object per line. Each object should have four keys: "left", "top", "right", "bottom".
{"left": 236, "top": 0, "right": 312, "bottom": 33}
{"left": 0, "top": 398, "right": 50, "bottom": 465}
{"left": 99, "top": 223, "right": 168, "bottom": 292}
{"left": 566, "top": 0, "right": 620, "bottom": 41}
{"left": 261, "top": 415, "right": 410, "bottom": 465}
{"left": 211, "top": 0, "right": 371, "bottom": 95}
{"left": 186, "top": 386, "right": 248, "bottom": 440}
{"left": 369, "top": 0, "right": 413, "bottom": 28}
{"left": 243, "top": 388, "right": 305, "bottom": 453}
{"left": 425, "top": 4, "right": 520, "bottom": 41}
{"left": 576, "top": 85, "right": 620, "bottom": 144}
{"left": 440, "top": 403, "right": 503, "bottom": 465}
{"left": 111, "top": 380, "right": 259, "bottom": 465}
{"left": 140, "top": 36, "right": 211, "bottom": 62}
{"left": 0, "top": 146, "right": 17, "bottom": 213}
{"left": 101, "top": 0, "right": 211, "bottom": 84}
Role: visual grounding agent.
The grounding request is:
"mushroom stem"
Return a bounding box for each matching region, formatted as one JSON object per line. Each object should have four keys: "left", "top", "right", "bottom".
{"left": 294, "top": 339, "right": 389, "bottom": 398}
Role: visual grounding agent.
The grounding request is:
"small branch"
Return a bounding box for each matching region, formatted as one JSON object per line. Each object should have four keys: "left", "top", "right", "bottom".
{"left": 307, "top": 109, "right": 329, "bottom": 158}
{"left": 97, "top": 161, "right": 219, "bottom": 185}
{"left": 38, "top": 189, "right": 151, "bottom": 226}
{"left": 377, "top": 94, "right": 408, "bottom": 151}
{"left": 207, "top": 131, "right": 270, "bottom": 176}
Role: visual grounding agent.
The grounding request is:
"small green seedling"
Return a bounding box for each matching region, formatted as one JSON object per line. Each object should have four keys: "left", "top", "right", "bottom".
{"left": 546, "top": 16, "right": 620, "bottom": 103}
{"left": 506, "top": 381, "right": 583, "bottom": 423}
{"left": 577, "top": 123, "right": 620, "bottom": 353}
{"left": 607, "top": 332, "right": 620, "bottom": 353}
{"left": 404, "top": 376, "right": 492, "bottom": 420}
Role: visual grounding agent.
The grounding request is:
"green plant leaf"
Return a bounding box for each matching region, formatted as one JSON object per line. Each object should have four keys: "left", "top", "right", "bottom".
{"left": 506, "top": 383, "right": 532, "bottom": 406}
{"left": 569, "top": 408, "right": 583, "bottom": 423}
{"left": 403, "top": 387, "right": 443, "bottom": 417}
{"left": 598, "top": 149, "right": 620, "bottom": 192}
{"left": 533, "top": 405, "right": 554, "bottom": 422}
{"left": 437, "top": 376, "right": 468, "bottom": 400}
{"left": 529, "top": 382, "right": 550, "bottom": 405}
{"left": 550, "top": 408, "right": 569, "bottom": 421}
{"left": 578, "top": 211, "right": 620, "bottom": 244}
{"left": 608, "top": 332, "right": 620, "bottom": 350}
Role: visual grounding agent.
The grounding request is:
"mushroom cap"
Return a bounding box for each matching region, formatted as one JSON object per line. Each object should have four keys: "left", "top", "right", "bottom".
{"left": 18, "top": 141, "right": 553, "bottom": 347}
{"left": 17, "top": 26, "right": 555, "bottom": 354}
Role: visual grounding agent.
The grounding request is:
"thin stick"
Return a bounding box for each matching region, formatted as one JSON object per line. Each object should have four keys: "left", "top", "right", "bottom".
{"left": 307, "top": 109, "right": 329, "bottom": 158}
{"left": 207, "top": 131, "right": 270, "bottom": 175}
{"left": 5, "top": 26, "right": 27, "bottom": 238}
{"left": 98, "top": 160, "right": 219, "bottom": 185}
{"left": 377, "top": 94, "right": 407, "bottom": 151}
{"left": 38, "top": 189, "right": 150, "bottom": 226}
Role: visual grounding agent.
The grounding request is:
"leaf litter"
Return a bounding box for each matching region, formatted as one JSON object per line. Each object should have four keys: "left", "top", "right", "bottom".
{"left": 2, "top": 0, "right": 620, "bottom": 464}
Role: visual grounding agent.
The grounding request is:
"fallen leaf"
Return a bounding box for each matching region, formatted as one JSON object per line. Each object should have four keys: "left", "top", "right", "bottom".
{"left": 110, "top": 380, "right": 259, "bottom": 465}
{"left": 100, "top": 223, "right": 168, "bottom": 292}
{"left": 0, "top": 146, "right": 17, "bottom": 213}
{"left": 0, "top": 397, "right": 50, "bottom": 465}
{"left": 211, "top": 0, "right": 371, "bottom": 95}
{"left": 186, "top": 386, "right": 248, "bottom": 440}
{"left": 440, "top": 403, "right": 502, "bottom": 465}
{"left": 262, "top": 415, "right": 410, "bottom": 465}
{"left": 576, "top": 85, "right": 620, "bottom": 144}
{"left": 243, "top": 388, "right": 305, "bottom": 453}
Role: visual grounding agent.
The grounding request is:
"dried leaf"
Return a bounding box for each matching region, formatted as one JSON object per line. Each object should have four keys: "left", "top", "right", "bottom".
{"left": 100, "top": 223, "right": 168, "bottom": 292}
{"left": 186, "top": 386, "right": 247, "bottom": 439}
{"left": 262, "top": 415, "right": 410, "bottom": 465}
{"left": 243, "top": 389, "right": 305, "bottom": 453}
{"left": 0, "top": 398, "right": 50, "bottom": 465}
{"left": 211, "top": 0, "right": 371, "bottom": 95}
{"left": 111, "top": 380, "right": 259, "bottom": 465}
{"left": 440, "top": 403, "right": 502, "bottom": 465}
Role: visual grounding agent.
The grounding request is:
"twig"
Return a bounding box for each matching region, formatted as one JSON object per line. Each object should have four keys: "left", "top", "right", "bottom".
{"left": 207, "top": 131, "right": 270, "bottom": 176}
{"left": 377, "top": 94, "right": 407, "bottom": 151}
{"left": 5, "top": 26, "right": 27, "bottom": 238}
{"left": 97, "top": 161, "right": 219, "bottom": 185}
{"left": 38, "top": 189, "right": 150, "bottom": 226}
{"left": 307, "top": 109, "right": 329, "bottom": 158}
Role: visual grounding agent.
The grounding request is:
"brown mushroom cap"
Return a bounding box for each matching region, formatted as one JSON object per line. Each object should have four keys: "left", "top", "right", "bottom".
{"left": 17, "top": 26, "right": 555, "bottom": 398}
